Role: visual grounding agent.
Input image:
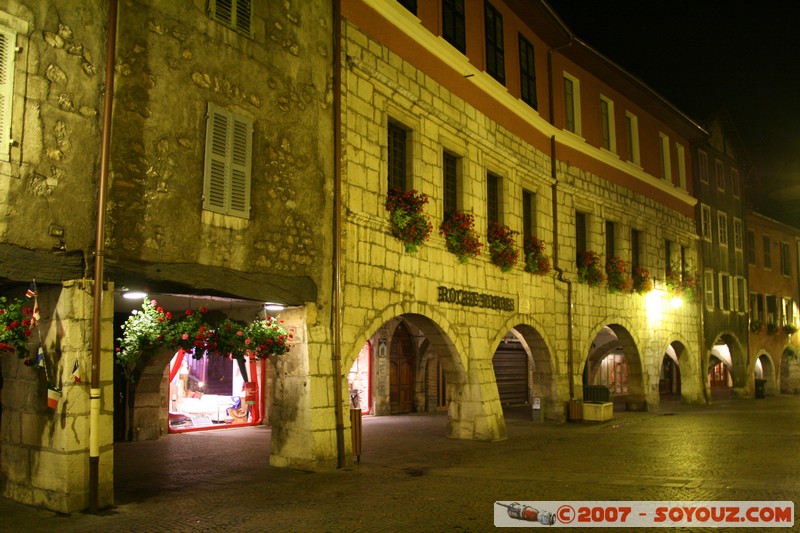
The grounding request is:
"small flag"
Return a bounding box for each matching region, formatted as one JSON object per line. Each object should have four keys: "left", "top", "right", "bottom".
{"left": 31, "top": 299, "right": 39, "bottom": 329}
{"left": 26, "top": 280, "right": 38, "bottom": 299}
{"left": 35, "top": 348, "right": 45, "bottom": 369}
{"left": 71, "top": 359, "right": 81, "bottom": 383}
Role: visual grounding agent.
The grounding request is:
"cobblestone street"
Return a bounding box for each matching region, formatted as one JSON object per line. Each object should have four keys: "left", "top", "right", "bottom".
{"left": 2, "top": 396, "right": 799, "bottom": 532}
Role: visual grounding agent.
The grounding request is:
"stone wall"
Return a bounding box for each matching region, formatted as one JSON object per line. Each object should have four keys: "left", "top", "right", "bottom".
{"left": 106, "top": 0, "right": 333, "bottom": 301}
{"left": 1, "top": 281, "right": 115, "bottom": 513}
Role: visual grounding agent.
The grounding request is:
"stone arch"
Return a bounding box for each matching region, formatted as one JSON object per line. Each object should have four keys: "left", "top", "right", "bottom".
{"left": 129, "top": 347, "right": 176, "bottom": 441}
{"left": 583, "top": 319, "right": 648, "bottom": 411}
{"left": 780, "top": 347, "right": 800, "bottom": 394}
{"left": 755, "top": 351, "right": 777, "bottom": 397}
{"left": 488, "top": 317, "right": 560, "bottom": 420}
{"left": 706, "top": 331, "right": 746, "bottom": 397}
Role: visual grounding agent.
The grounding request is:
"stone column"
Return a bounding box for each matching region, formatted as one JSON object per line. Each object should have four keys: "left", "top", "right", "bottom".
{"left": 269, "top": 304, "right": 340, "bottom": 471}
{"left": 0, "top": 280, "right": 114, "bottom": 512}
{"left": 446, "top": 335, "right": 507, "bottom": 442}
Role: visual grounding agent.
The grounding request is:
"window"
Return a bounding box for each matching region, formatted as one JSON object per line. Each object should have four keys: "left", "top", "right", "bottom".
{"left": 0, "top": 25, "right": 16, "bottom": 161}
{"left": 442, "top": 0, "right": 466, "bottom": 53}
{"left": 733, "top": 218, "right": 743, "bottom": 251}
{"left": 605, "top": 221, "right": 616, "bottom": 261}
{"left": 209, "top": 0, "right": 253, "bottom": 37}
{"left": 599, "top": 96, "right": 616, "bottom": 152}
{"left": 718, "top": 273, "right": 731, "bottom": 311}
{"left": 766, "top": 295, "right": 778, "bottom": 325}
{"left": 750, "top": 292, "right": 763, "bottom": 323}
{"left": 781, "top": 241, "right": 791, "bottom": 276}
{"left": 715, "top": 159, "right": 725, "bottom": 191}
{"left": 731, "top": 168, "right": 740, "bottom": 198}
{"left": 487, "top": 172, "right": 500, "bottom": 226}
{"left": 704, "top": 270, "right": 715, "bottom": 311}
{"left": 746, "top": 229, "right": 756, "bottom": 265}
{"left": 522, "top": 190, "right": 536, "bottom": 241}
{"left": 518, "top": 34, "right": 537, "bottom": 109}
{"left": 388, "top": 122, "right": 408, "bottom": 192}
{"left": 737, "top": 278, "right": 747, "bottom": 313}
{"left": 631, "top": 228, "right": 641, "bottom": 271}
{"left": 676, "top": 143, "right": 686, "bottom": 189}
{"left": 625, "top": 111, "right": 640, "bottom": 165}
{"left": 700, "top": 204, "right": 712, "bottom": 242}
{"left": 443, "top": 151, "right": 459, "bottom": 218}
{"left": 563, "top": 73, "right": 581, "bottom": 135}
{"left": 658, "top": 133, "right": 671, "bottom": 181}
{"left": 397, "top": 0, "right": 417, "bottom": 14}
{"left": 203, "top": 103, "right": 253, "bottom": 218}
{"left": 484, "top": 2, "right": 505, "bottom": 84}
{"left": 763, "top": 234, "right": 772, "bottom": 269}
{"left": 698, "top": 150, "right": 709, "bottom": 183}
{"left": 717, "top": 212, "right": 728, "bottom": 247}
{"left": 664, "top": 239, "right": 672, "bottom": 276}
{"left": 576, "top": 211, "right": 587, "bottom": 262}
{"left": 784, "top": 298, "right": 794, "bottom": 324}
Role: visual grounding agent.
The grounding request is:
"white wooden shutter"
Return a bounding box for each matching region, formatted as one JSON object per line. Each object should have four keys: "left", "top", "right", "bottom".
{"left": 203, "top": 102, "right": 252, "bottom": 218}
{"left": 0, "top": 27, "right": 16, "bottom": 161}
{"left": 211, "top": 0, "right": 252, "bottom": 37}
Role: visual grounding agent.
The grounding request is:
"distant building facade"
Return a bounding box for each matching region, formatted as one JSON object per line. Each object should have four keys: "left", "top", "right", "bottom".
{"left": 746, "top": 212, "right": 800, "bottom": 396}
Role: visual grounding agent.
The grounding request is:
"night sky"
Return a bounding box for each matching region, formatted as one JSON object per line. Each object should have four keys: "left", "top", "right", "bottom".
{"left": 547, "top": 0, "right": 800, "bottom": 224}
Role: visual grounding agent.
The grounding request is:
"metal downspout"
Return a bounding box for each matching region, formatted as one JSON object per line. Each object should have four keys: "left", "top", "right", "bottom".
{"left": 550, "top": 137, "right": 574, "bottom": 401}
{"left": 90, "top": 0, "right": 118, "bottom": 513}
{"left": 547, "top": 38, "right": 576, "bottom": 403}
{"left": 332, "top": 0, "right": 346, "bottom": 468}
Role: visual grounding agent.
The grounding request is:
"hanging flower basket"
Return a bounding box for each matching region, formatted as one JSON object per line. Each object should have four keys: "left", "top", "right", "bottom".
{"left": 577, "top": 251, "right": 605, "bottom": 287}
{"left": 487, "top": 222, "right": 519, "bottom": 272}
{"left": 605, "top": 256, "right": 632, "bottom": 294}
{"left": 665, "top": 268, "right": 698, "bottom": 301}
{"left": 439, "top": 210, "right": 482, "bottom": 263}
{"left": 0, "top": 295, "right": 35, "bottom": 362}
{"left": 116, "top": 299, "right": 293, "bottom": 381}
{"left": 385, "top": 188, "right": 433, "bottom": 253}
{"left": 523, "top": 236, "right": 551, "bottom": 275}
{"left": 632, "top": 265, "right": 653, "bottom": 294}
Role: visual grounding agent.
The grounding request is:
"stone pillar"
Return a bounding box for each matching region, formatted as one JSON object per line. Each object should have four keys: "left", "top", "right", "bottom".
{"left": 0, "top": 280, "right": 114, "bottom": 512}
{"left": 269, "top": 304, "right": 340, "bottom": 471}
{"left": 446, "top": 337, "right": 507, "bottom": 442}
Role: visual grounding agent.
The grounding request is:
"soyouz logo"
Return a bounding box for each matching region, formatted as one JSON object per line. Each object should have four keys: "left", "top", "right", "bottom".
{"left": 494, "top": 501, "right": 794, "bottom": 528}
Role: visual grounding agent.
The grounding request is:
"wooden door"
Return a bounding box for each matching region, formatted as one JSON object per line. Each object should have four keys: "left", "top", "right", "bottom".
{"left": 390, "top": 323, "right": 414, "bottom": 414}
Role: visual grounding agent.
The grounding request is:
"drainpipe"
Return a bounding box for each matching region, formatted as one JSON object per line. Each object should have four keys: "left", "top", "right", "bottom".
{"left": 547, "top": 38, "right": 576, "bottom": 402}
{"left": 331, "top": 0, "right": 346, "bottom": 468}
{"left": 550, "top": 137, "right": 574, "bottom": 401}
{"left": 89, "top": 0, "right": 118, "bottom": 513}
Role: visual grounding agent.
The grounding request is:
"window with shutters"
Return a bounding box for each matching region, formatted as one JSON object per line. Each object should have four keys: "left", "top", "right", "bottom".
{"left": 518, "top": 34, "right": 537, "bottom": 109}
{"left": 0, "top": 25, "right": 16, "bottom": 162}
{"left": 484, "top": 2, "right": 505, "bottom": 84}
{"left": 202, "top": 103, "right": 253, "bottom": 218}
{"left": 704, "top": 270, "right": 715, "bottom": 311}
{"left": 563, "top": 73, "right": 582, "bottom": 135}
{"left": 700, "top": 204, "right": 712, "bottom": 242}
{"left": 209, "top": 0, "right": 253, "bottom": 37}
{"left": 443, "top": 0, "right": 466, "bottom": 53}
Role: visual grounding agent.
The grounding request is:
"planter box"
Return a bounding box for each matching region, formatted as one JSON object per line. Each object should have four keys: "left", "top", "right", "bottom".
{"left": 583, "top": 402, "right": 613, "bottom": 422}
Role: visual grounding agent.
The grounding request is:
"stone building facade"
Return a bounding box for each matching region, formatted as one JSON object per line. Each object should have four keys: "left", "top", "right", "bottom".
{"left": 338, "top": 0, "right": 706, "bottom": 444}
{"left": 694, "top": 114, "right": 750, "bottom": 399}
{"left": 0, "top": 0, "right": 335, "bottom": 512}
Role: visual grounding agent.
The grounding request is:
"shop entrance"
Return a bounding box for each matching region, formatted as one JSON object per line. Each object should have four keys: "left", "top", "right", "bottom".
{"left": 492, "top": 333, "right": 528, "bottom": 405}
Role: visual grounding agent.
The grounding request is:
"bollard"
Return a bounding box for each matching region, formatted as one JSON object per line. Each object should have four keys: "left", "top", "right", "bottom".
{"left": 350, "top": 408, "right": 362, "bottom": 462}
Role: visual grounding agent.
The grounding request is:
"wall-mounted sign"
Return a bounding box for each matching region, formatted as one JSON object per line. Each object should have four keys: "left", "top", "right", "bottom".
{"left": 437, "top": 286, "right": 514, "bottom": 312}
